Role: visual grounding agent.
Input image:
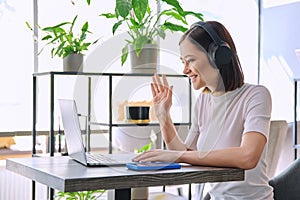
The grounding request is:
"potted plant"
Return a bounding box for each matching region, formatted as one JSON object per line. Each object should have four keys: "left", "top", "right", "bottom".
{"left": 26, "top": 15, "right": 97, "bottom": 72}
{"left": 100, "top": 0, "right": 203, "bottom": 72}
{"left": 55, "top": 189, "right": 106, "bottom": 200}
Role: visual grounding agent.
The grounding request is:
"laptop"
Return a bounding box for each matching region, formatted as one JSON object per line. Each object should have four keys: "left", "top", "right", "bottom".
{"left": 58, "top": 99, "right": 136, "bottom": 167}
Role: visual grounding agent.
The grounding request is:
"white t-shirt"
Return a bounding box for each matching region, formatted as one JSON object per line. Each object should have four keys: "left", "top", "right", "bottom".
{"left": 184, "top": 83, "right": 274, "bottom": 200}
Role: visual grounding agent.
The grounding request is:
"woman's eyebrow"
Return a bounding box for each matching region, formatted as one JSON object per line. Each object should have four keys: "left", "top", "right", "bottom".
{"left": 181, "top": 55, "right": 194, "bottom": 60}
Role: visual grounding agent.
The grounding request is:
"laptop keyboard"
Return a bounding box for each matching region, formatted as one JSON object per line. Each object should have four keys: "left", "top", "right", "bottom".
{"left": 86, "top": 153, "right": 117, "bottom": 163}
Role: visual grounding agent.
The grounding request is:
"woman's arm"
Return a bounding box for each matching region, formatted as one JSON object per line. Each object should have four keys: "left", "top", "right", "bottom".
{"left": 133, "top": 131, "right": 266, "bottom": 170}
{"left": 151, "top": 74, "right": 187, "bottom": 150}
{"left": 159, "top": 113, "right": 187, "bottom": 150}
{"left": 178, "top": 131, "right": 267, "bottom": 169}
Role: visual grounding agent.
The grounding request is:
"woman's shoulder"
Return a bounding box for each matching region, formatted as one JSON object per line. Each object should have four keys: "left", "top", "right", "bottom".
{"left": 241, "top": 83, "right": 272, "bottom": 103}
{"left": 243, "top": 83, "right": 271, "bottom": 94}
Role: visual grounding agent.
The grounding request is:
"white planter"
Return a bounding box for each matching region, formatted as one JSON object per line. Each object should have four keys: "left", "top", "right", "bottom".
{"left": 129, "top": 44, "right": 158, "bottom": 74}
{"left": 63, "top": 53, "right": 83, "bottom": 72}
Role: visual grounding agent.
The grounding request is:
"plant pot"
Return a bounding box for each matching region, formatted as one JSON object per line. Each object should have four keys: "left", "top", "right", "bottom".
{"left": 129, "top": 44, "right": 158, "bottom": 74}
{"left": 63, "top": 53, "right": 84, "bottom": 72}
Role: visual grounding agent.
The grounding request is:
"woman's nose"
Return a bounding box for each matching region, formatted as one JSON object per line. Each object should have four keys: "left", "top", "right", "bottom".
{"left": 183, "top": 64, "right": 190, "bottom": 74}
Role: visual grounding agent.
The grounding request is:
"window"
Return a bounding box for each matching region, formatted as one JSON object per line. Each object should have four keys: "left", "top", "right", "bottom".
{"left": 0, "top": 1, "right": 33, "bottom": 131}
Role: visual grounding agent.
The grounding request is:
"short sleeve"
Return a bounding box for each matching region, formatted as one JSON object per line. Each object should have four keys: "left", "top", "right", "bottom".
{"left": 243, "top": 85, "right": 272, "bottom": 138}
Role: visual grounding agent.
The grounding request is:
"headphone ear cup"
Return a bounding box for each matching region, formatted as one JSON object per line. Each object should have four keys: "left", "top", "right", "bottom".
{"left": 215, "top": 43, "right": 233, "bottom": 66}
{"left": 208, "top": 43, "right": 219, "bottom": 66}
{"left": 208, "top": 42, "right": 233, "bottom": 67}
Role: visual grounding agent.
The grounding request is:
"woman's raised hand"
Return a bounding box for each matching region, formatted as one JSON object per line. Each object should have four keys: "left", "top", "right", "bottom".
{"left": 151, "top": 74, "right": 173, "bottom": 123}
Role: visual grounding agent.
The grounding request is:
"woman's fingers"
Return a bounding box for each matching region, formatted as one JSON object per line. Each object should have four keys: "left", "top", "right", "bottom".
{"left": 150, "top": 83, "right": 156, "bottom": 97}
{"left": 132, "top": 151, "right": 150, "bottom": 162}
{"left": 162, "top": 75, "right": 169, "bottom": 88}
{"left": 154, "top": 74, "right": 164, "bottom": 92}
{"left": 132, "top": 150, "right": 181, "bottom": 163}
{"left": 133, "top": 150, "right": 159, "bottom": 162}
{"left": 151, "top": 76, "right": 159, "bottom": 94}
{"left": 167, "top": 85, "right": 173, "bottom": 101}
{"left": 152, "top": 74, "right": 171, "bottom": 93}
{"left": 151, "top": 74, "right": 173, "bottom": 106}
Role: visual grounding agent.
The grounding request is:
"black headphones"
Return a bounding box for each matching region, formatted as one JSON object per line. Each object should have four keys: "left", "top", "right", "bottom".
{"left": 191, "top": 21, "right": 233, "bottom": 67}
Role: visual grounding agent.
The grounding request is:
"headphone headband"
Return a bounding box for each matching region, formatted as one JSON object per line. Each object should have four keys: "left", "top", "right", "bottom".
{"left": 191, "top": 21, "right": 223, "bottom": 46}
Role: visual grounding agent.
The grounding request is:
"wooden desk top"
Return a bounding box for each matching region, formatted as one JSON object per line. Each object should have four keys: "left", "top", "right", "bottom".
{"left": 6, "top": 156, "right": 244, "bottom": 192}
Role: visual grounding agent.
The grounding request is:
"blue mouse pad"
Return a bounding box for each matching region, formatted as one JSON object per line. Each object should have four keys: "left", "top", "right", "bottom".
{"left": 126, "top": 162, "right": 181, "bottom": 171}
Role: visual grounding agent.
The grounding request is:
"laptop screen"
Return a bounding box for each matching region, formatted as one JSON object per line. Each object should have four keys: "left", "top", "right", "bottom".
{"left": 58, "top": 99, "right": 88, "bottom": 165}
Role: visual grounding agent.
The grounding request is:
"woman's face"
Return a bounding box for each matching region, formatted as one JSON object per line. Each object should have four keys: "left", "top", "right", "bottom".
{"left": 179, "top": 38, "right": 219, "bottom": 90}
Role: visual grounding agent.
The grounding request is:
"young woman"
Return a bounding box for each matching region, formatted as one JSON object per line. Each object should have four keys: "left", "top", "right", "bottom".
{"left": 133, "top": 21, "right": 273, "bottom": 199}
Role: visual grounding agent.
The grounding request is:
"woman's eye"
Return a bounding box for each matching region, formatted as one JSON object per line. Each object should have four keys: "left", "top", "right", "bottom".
{"left": 181, "top": 58, "right": 195, "bottom": 65}
{"left": 187, "top": 59, "right": 194, "bottom": 63}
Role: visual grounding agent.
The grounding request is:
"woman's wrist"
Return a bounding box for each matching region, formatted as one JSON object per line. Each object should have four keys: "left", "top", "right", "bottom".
{"left": 158, "top": 113, "right": 172, "bottom": 125}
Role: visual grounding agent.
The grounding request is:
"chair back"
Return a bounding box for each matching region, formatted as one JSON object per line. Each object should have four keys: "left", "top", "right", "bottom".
{"left": 266, "top": 120, "right": 288, "bottom": 178}
{"left": 269, "top": 157, "right": 300, "bottom": 200}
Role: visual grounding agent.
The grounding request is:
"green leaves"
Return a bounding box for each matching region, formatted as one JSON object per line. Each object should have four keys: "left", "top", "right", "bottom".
{"left": 182, "top": 11, "right": 204, "bottom": 20}
{"left": 42, "top": 22, "right": 71, "bottom": 32}
{"left": 161, "top": 22, "right": 187, "bottom": 32}
{"left": 25, "top": 21, "right": 33, "bottom": 31}
{"left": 99, "top": 13, "right": 116, "bottom": 19}
{"left": 134, "top": 131, "right": 157, "bottom": 153}
{"left": 112, "top": 20, "right": 123, "bottom": 35}
{"left": 116, "top": 0, "right": 132, "bottom": 18}
{"left": 136, "top": 141, "right": 153, "bottom": 153}
{"left": 80, "top": 22, "right": 90, "bottom": 40}
{"left": 121, "top": 45, "right": 129, "bottom": 66}
{"left": 160, "top": 9, "right": 188, "bottom": 25}
{"left": 55, "top": 189, "right": 106, "bottom": 200}
{"left": 70, "top": 15, "right": 78, "bottom": 33}
{"left": 100, "top": 0, "right": 204, "bottom": 65}
{"left": 31, "top": 15, "right": 95, "bottom": 58}
{"left": 133, "top": 35, "right": 148, "bottom": 56}
{"left": 161, "top": 0, "right": 184, "bottom": 15}
{"left": 132, "top": 0, "right": 148, "bottom": 23}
